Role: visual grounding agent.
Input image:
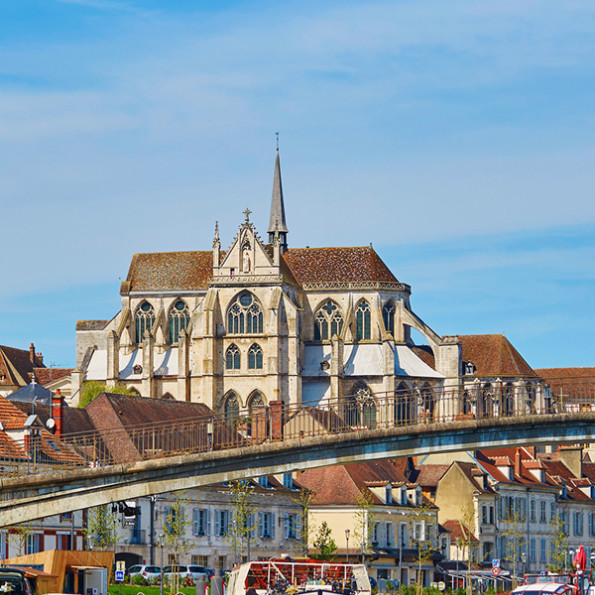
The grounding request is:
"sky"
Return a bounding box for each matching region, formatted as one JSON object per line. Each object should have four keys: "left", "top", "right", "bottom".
{"left": 1, "top": 0, "right": 594, "bottom": 369}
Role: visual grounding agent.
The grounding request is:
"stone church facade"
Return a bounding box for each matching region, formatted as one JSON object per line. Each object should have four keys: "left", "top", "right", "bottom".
{"left": 74, "top": 151, "right": 538, "bottom": 422}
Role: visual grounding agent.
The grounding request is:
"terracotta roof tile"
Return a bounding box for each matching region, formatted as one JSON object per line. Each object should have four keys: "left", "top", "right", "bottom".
{"left": 0, "top": 394, "right": 29, "bottom": 429}
{"left": 125, "top": 251, "right": 214, "bottom": 292}
{"left": 459, "top": 335, "right": 537, "bottom": 378}
{"left": 283, "top": 246, "right": 403, "bottom": 288}
{"left": 411, "top": 346, "right": 436, "bottom": 370}
{"left": 442, "top": 520, "right": 478, "bottom": 542}
{"left": 32, "top": 368, "right": 73, "bottom": 386}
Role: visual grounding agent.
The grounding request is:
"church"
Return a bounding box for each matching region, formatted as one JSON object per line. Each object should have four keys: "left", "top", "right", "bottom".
{"left": 74, "top": 150, "right": 542, "bottom": 423}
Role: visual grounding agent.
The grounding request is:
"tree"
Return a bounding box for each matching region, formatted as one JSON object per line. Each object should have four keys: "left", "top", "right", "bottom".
{"left": 460, "top": 503, "right": 478, "bottom": 595}
{"left": 79, "top": 381, "right": 135, "bottom": 408}
{"left": 312, "top": 521, "right": 337, "bottom": 561}
{"left": 548, "top": 512, "right": 568, "bottom": 571}
{"left": 163, "top": 492, "right": 192, "bottom": 592}
{"left": 293, "top": 488, "right": 315, "bottom": 556}
{"left": 353, "top": 489, "right": 374, "bottom": 562}
{"left": 412, "top": 502, "right": 438, "bottom": 595}
{"left": 86, "top": 504, "right": 119, "bottom": 550}
{"left": 501, "top": 507, "right": 526, "bottom": 585}
{"left": 226, "top": 480, "right": 256, "bottom": 564}
{"left": 10, "top": 523, "right": 33, "bottom": 557}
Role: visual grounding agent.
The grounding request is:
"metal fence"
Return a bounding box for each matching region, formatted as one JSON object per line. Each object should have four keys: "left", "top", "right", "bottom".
{"left": 5, "top": 378, "right": 595, "bottom": 476}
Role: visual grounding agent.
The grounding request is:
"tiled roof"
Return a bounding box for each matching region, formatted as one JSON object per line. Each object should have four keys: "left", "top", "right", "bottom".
{"left": 11, "top": 402, "right": 95, "bottom": 435}
{"left": 76, "top": 320, "right": 110, "bottom": 331}
{"left": 535, "top": 367, "right": 595, "bottom": 382}
{"left": 414, "top": 464, "right": 451, "bottom": 488}
{"left": 125, "top": 251, "right": 214, "bottom": 292}
{"left": 0, "top": 345, "right": 44, "bottom": 387}
{"left": 283, "top": 246, "right": 402, "bottom": 287}
{"left": 0, "top": 431, "right": 27, "bottom": 460}
{"left": 458, "top": 335, "right": 537, "bottom": 378}
{"left": 442, "top": 520, "right": 478, "bottom": 542}
{"left": 33, "top": 368, "right": 73, "bottom": 385}
{"left": 411, "top": 346, "right": 436, "bottom": 370}
{"left": 0, "top": 394, "right": 30, "bottom": 429}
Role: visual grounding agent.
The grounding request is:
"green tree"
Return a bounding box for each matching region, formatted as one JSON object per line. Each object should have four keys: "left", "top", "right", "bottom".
{"left": 312, "top": 521, "right": 337, "bottom": 561}
{"left": 353, "top": 489, "right": 375, "bottom": 563}
{"left": 412, "top": 502, "right": 437, "bottom": 595}
{"left": 293, "top": 488, "right": 314, "bottom": 556}
{"left": 548, "top": 512, "right": 568, "bottom": 571}
{"left": 79, "top": 381, "right": 134, "bottom": 408}
{"left": 86, "top": 504, "right": 119, "bottom": 549}
{"left": 163, "top": 492, "right": 192, "bottom": 593}
{"left": 501, "top": 507, "right": 526, "bottom": 585}
{"left": 11, "top": 523, "right": 33, "bottom": 557}
{"left": 226, "top": 480, "right": 256, "bottom": 564}
{"left": 460, "top": 503, "right": 478, "bottom": 595}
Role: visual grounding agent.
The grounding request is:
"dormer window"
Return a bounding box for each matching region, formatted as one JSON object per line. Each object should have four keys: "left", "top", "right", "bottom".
{"left": 401, "top": 487, "right": 408, "bottom": 506}
{"left": 133, "top": 364, "right": 142, "bottom": 374}
{"left": 464, "top": 362, "right": 476, "bottom": 375}
{"left": 385, "top": 485, "right": 393, "bottom": 505}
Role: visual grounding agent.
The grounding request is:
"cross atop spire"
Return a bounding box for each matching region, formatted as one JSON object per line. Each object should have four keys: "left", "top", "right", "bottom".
{"left": 243, "top": 208, "right": 252, "bottom": 223}
{"left": 268, "top": 140, "right": 288, "bottom": 251}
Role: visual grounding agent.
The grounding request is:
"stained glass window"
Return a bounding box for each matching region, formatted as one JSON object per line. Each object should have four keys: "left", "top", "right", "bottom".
{"left": 346, "top": 382, "right": 376, "bottom": 429}
{"left": 226, "top": 344, "right": 240, "bottom": 370}
{"left": 227, "top": 292, "right": 262, "bottom": 334}
{"left": 313, "top": 300, "right": 343, "bottom": 341}
{"left": 356, "top": 300, "right": 371, "bottom": 341}
{"left": 168, "top": 299, "right": 190, "bottom": 343}
{"left": 224, "top": 393, "right": 240, "bottom": 419}
{"left": 248, "top": 344, "right": 263, "bottom": 369}
{"left": 135, "top": 301, "right": 155, "bottom": 344}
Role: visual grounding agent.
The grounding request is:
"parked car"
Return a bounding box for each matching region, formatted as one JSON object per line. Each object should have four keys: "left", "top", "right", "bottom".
{"left": 0, "top": 567, "right": 32, "bottom": 595}
{"left": 163, "top": 565, "right": 210, "bottom": 582}
{"left": 127, "top": 565, "right": 162, "bottom": 581}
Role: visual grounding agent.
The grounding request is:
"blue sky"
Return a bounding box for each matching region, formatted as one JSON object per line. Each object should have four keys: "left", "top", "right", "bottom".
{"left": 1, "top": 0, "right": 594, "bottom": 369}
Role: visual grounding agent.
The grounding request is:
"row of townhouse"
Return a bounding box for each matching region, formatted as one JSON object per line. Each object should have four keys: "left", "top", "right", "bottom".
{"left": 426, "top": 445, "right": 595, "bottom": 576}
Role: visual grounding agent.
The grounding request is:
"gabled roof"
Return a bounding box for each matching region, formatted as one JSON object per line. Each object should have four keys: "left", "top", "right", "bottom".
{"left": 33, "top": 368, "right": 73, "bottom": 386}
{"left": 298, "top": 459, "right": 411, "bottom": 506}
{"left": 458, "top": 335, "right": 537, "bottom": 378}
{"left": 442, "top": 520, "right": 478, "bottom": 543}
{"left": 124, "top": 251, "right": 214, "bottom": 292}
{"left": 11, "top": 401, "right": 95, "bottom": 435}
{"left": 283, "top": 246, "right": 404, "bottom": 288}
{"left": 8, "top": 382, "right": 53, "bottom": 404}
{"left": 0, "top": 345, "right": 44, "bottom": 388}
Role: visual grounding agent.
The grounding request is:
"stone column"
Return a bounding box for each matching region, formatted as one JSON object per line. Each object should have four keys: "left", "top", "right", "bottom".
{"left": 142, "top": 330, "right": 154, "bottom": 398}
{"left": 106, "top": 330, "right": 120, "bottom": 389}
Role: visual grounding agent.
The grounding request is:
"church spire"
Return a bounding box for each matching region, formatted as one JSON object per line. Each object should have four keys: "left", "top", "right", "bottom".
{"left": 268, "top": 136, "right": 288, "bottom": 251}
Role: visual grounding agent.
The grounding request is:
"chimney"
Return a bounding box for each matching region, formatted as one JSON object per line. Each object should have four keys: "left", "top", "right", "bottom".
{"left": 559, "top": 446, "right": 583, "bottom": 479}
{"left": 29, "top": 343, "right": 35, "bottom": 363}
{"left": 514, "top": 449, "right": 522, "bottom": 477}
{"left": 52, "top": 389, "right": 64, "bottom": 438}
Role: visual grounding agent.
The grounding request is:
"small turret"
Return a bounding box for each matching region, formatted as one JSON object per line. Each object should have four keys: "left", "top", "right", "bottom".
{"left": 213, "top": 221, "right": 221, "bottom": 270}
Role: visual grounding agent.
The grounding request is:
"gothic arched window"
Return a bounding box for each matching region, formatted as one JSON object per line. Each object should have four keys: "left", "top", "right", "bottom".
{"left": 135, "top": 301, "right": 155, "bottom": 344}
{"left": 226, "top": 344, "right": 241, "bottom": 370}
{"left": 314, "top": 300, "right": 343, "bottom": 341}
{"left": 223, "top": 393, "right": 240, "bottom": 420}
{"left": 248, "top": 392, "right": 265, "bottom": 410}
{"left": 227, "top": 292, "right": 263, "bottom": 334}
{"left": 356, "top": 300, "right": 371, "bottom": 341}
{"left": 346, "top": 382, "right": 377, "bottom": 429}
{"left": 168, "top": 299, "right": 190, "bottom": 343}
{"left": 394, "top": 382, "right": 414, "bottom": 425}
{"left": 383, "top": 301, "right": 395, "bottom": 335}
{"left": 420, "top": 383, "right": 435, "bottom": 420}
{"left": 479, "top": 383, "right": 493, "bottom": 418}
{"left": 502, "top": 383, "right": 515, "bottom": 417}
{"left": 248, "top": 344, "right": 263, "bottom": 370}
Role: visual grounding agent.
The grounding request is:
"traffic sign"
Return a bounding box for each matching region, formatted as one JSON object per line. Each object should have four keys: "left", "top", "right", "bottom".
{"left": 115, "top": 571, "right": 125, "bottom": 582}
{"left": 116, "top": 561, "right": 125, "bottom": 572}
{"left": 492, "top": 567, "right": 501, "bottom": 577}
{"left": 437, "top": 581, "right": 446, "bottom": 591}
{"left": 492, "top": 559, "right": 500, "bottom": 568}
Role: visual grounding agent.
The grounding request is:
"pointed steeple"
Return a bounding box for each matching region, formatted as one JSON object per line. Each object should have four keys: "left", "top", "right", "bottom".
{"left": 268, "top": 140, "right": 288, "bottom": 251}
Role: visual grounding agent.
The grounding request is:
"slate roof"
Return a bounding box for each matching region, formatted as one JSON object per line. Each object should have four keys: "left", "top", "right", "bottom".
{"left": 8, "top": 382, "right": 53, "bottom": 404}
{"left": 283, "top": 246, "right": 402, "bottom": 287}
{"left": 458, "top": 335, "right": 537, "bottom": 378}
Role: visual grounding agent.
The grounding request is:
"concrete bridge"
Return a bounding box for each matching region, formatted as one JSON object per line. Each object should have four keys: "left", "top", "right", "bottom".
{"left": 0, "top": 411, "right": 593, "bottom": 527}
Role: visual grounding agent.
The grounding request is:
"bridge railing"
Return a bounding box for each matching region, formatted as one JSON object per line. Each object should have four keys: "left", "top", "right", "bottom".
{"left": 4, "top": 378, "right": 594, "bottom": 476}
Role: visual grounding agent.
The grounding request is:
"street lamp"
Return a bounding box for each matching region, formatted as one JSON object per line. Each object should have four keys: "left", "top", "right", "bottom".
{"left": 345, "top": 529, "right": 350, "bottom": 564}
{"left": 159, "top": 533, "right": 165, "bottom": 595}
{"left": 521, "top": 552, "right": 527, "bottom": 582}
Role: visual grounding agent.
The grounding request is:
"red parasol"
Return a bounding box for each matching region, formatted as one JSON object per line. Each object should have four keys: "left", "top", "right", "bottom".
{"left": 574, "top": 545, "right": 586, "bottom": 572}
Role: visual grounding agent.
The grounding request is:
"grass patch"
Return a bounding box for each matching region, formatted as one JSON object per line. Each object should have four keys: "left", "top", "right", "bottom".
{"left": 108, "top": 586, "right": 197, "bottom": 595}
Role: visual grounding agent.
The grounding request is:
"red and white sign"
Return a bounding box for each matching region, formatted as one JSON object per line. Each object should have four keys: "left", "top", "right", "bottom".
{"left": 492, "top": 567, "right": 501, "bottom": 577}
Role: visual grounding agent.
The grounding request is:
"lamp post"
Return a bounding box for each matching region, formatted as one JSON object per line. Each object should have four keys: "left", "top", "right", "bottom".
{"left": 345, "top": 529, "right": 350, "bottom": 564}
{"left": 521, "top": 552, "right": 527, "bottom": 582}
{"left": 159, "top": 533, "right": 164, "bottom": 595}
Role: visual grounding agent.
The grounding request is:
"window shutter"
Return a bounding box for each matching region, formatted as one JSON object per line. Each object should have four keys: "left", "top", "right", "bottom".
{"left": 206, "top": 510, "right": 211, "bottom": 536}
{"left": 193, "top": 508, "right": 198, "bottom": 535}
{"left": 283, "top": 513, "right": 289, "bottom": 540}
{"left": 258, "top": 512, "right": 264, "bottom": 538}
{"left": 270, "top": 513, "right": 276, "bottom": 539}
{"left": 215, "top": 510, "right": 220, "bottom": 536}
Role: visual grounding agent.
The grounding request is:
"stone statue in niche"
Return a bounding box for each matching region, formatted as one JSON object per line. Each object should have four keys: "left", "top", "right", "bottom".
{"left": 243, "top": 249, "right": 251, "bottom": 273}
